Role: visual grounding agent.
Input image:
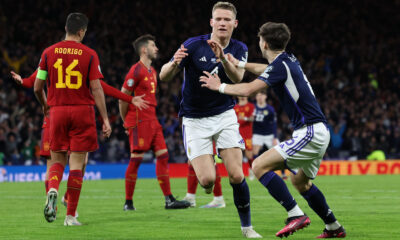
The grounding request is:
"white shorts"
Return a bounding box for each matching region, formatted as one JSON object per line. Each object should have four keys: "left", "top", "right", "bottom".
{"left": 253, "top": 134, "right": 277, "bottom": 149}
{"left": 182, "top": 109, "right": 245, "bottom": 161}
{"left": 274, "top": 122, "right": 330, "bottom": 179}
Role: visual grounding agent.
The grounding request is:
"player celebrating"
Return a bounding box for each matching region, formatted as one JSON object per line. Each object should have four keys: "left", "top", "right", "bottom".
{"left": 234, "top": 96, "right": 255, "bottom": 179}
{"left": 200, "top": 22, "right": 346, "bottom": 238}
{"left": 34, "top": 13, "right": 111, "bottom": 226}
{"left": 252, "top": 91, "right": 286, "bottom": 179}
{"left": 160, "top": 2, "right": 261, "bottom": 238}
{"left": 119, "top": 34, "right": 190, "bottom": 210}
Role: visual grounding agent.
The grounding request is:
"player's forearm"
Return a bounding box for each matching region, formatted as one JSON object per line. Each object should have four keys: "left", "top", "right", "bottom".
{"left": 34, "top": 77, "right": 46, "bottom": 106}
{"left": 100, "top": 80, "right": 132, "bottom": 103}
{"left": 22, "top": 70, "right": 38, "bottom": 88}
{"left": 242, "top": 62, "right": 268, "bottom": 76}
{"left": 160, "top": 62, "right": 179, "bottom": 82}
{"left": 118, "top": 101, "right": 128, "bottom": 122}
{"left": 219, "top": 79, "right": 267, "bottom": 97}
{"left": 92, "top": 86, "right": 109, "bottom": 122}
{"left": 222, "top": 60, "right": 244, "bottom": 83}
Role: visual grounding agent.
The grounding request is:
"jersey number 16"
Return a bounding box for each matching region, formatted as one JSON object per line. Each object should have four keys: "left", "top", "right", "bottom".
{"left": 54, "top": 58, "right": 83, "bottom": 89}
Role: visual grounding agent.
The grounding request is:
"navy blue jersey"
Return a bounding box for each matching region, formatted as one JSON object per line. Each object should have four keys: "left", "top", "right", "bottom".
{"left": 257, "top": 52, "right": 326, "bottom": 130}
{"left": 253, "top": 104, "right": 277, "bottom": 136}
{"left": 173, "top": 34, "right": 248, "bottom": 118}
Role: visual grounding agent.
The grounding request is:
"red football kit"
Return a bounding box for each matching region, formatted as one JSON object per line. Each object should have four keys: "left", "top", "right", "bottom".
{"left": 234, "top": 102, "right": 255, "bottom": 150}
{"left": 123, "top": 61, "right": 166, "bottom": 152}
{"left": 38, "top": 40, "right": 103, "bottom": 152}
{"left": 23, "top": 69, "right": 132, "bottom": 156}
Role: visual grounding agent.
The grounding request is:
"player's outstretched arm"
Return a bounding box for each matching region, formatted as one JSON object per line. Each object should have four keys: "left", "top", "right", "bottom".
{"left": 200, "top": 71, "right": 267, "bottom": 97}
{"left": 207, "top": 40, "right": 244, "bottom": 83}
{"left": 160, "top": 44, "right": 188, "bottom": 82}
{"left": 91, "top": 79, "right": 111, "bottom": 138}
{"left": 226, "top": 54, "right": 268, "bottom": 76}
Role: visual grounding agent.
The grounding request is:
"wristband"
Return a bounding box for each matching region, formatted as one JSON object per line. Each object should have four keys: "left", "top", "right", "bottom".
{"left": 238, "top": 61, "right": 246, "bottom": 69}
{"left": 218, "top": 83, "right": 227, "bottom": 94}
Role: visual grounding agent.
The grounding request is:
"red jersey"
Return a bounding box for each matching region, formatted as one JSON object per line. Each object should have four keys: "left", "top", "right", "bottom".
{"left": 122, "top": 61, "right": 158, "bottom": 128}
{"left": 234, "top": 102, "right": 255, "bottom": 138}
{"left": 38, "top": 40, "right": 103, "bottom": 106}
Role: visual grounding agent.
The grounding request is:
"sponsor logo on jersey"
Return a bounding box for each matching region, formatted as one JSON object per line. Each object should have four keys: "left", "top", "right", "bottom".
{"left": 127, "top": 79, "right": 134, "bottom": 87}
{"left": 199, "top": 56, "right": 207, "bottom": 62}
{"left": 265, "top": 65, "right": 274, "bottom": 73}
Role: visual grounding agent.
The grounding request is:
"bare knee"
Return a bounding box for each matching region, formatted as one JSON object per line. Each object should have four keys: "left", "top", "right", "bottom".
{"left": 198, "top": 175, "right": 215, "bottom": 188}
{"left": 291, "top": 176, "right": 312, "bottom": 193}
{"left": 228, "top": 172, "right": 244, "bottom": 184}
{"left": 252, "top": 159, "right": 273, "bottom": 178}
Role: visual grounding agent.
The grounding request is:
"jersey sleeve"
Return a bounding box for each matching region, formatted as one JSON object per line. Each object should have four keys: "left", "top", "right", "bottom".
{"left": 22, "top": 69, "right": 38, "bottom": 88}
{"left": 122, "top": 66, "right": 140, "bottom": 92}
{"left": 233, "top": 42, "right": 248, "bottom": 63}
{"left": 88, "top": 52, "right": 104, "bottom": 81}
{"left": 257, "top": 62, "right": 287, "bottom": 87}
{"left": 101, "top": 80, "right": 133, "bottom": 103}
{"left": 38, "top": 51, "right": 48, "bottom": 71}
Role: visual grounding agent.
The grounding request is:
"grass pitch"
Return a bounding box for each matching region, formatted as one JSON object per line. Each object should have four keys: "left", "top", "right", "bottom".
{"left": 0, "top": 175, "right": 399, "bottom": 239}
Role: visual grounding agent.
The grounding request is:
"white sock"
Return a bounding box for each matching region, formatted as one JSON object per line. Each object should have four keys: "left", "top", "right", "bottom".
{"left": 214, "top": 196, "right": 224, "bottom": 201}
{"left": 326, "top": 221, "right": 341, "bottom": 230}
{"left": 288, "top": 205, "right": 304, "bottom": 218}
{"left": 185, "top": 193, "right": 196, "bottom": 198}
{"left": 241, "top": 226, "right": 253, "bottom": 230}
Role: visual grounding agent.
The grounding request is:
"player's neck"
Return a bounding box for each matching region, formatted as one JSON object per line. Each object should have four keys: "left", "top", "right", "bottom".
{"left": 266, "top": 50, "right": 284, "bottom": 63}
{"left": 239, "top": 101, "right": 247, "bottom": 106}
{"left": 65, "top": 34, "right": 81, "bottom": 43}
{"left": 210, "top": 34, "right": 230, "bottom": 49}
{"left": 257, "top": 102, "right": 266, "bottom": 108}
{"left": 139, "top": 57, "right": 152, "bottom": 70}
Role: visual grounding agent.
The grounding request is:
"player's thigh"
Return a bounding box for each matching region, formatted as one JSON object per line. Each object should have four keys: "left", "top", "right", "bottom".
{"left": 69, "top": 106, "right": 98, "bottom": 152}
{"left": 279, "top": 123, "right": 329, "bottom": 179}
{"left": 219, "top": 147, "right": 244, "bottom": 183}
{"left": 49, "top": 106, "right": 70, "bottom": 151}
{"left": 40, "top": 126, "right": 51, "bottom": 158}
{"left": 182, "top": 117, "right": 214, "bottom": 161}
{"left": 151, "top": 121, "right": 168, "bottom": 154}
{"left": 252, "top": 144, "right": 262, "bottom": 156}
{"left": 128, "top": 121, "right": 153, "bottom": 153}
{"left": 69, "top": 152, "right": 87, "bottom": 170}
{"left": 191, "top": 154, "right": 216, "bottom": 185}
{"left": 252, "top": 148, "right": 285, "bottom": 178}
{"left": 214, "top": 110, "right": 245, "bottom": 151}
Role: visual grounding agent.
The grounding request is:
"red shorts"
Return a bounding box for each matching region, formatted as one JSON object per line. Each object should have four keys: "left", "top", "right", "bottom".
{"left": 40, "top": 126, "right": 51, "bottom": 157}
{"left": 128, "top": 120, "right": 167, "bottom": 153}
{"left": 50, "top": 105, "right": 98, "bottom": 152}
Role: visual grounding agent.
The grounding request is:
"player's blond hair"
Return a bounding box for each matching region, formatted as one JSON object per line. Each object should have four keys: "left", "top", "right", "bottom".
{"left": 212, "top": 2, "right": 237, "bottom": 18}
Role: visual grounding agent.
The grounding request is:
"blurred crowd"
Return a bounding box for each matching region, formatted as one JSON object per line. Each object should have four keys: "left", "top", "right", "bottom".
{"left": 1, "top": 0, "right": 399, "bottom": 165}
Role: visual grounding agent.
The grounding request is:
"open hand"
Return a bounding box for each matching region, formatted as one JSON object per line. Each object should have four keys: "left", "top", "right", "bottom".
{"left": 131, "top": 94, "right": 149, "bottom": 110}
{"left": 199, "top": 71, "right": 222, "bottom": 91}
{"left": 207, "top": 40, "right": 225, "bottom": 62}
{"left": 10, "top": 71, "right": 23, "bottom": 85}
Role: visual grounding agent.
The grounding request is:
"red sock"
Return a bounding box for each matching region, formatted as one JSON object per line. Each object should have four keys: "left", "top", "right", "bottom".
{"left": 156, "top": 152, "right": 172, "bottom": 196}
{"left": 213, "top": 165, "right": 223, "bottom": 197}
{"left": 66, "top": 170, "right": 83, "bottom": 217}
{"left": 187, "top": 164, "right": 198, "bottom": 194}
{"left": 48, "top": 162, "right": 64, "bottom": 191}
{"left": 44, "top": 180, "right": 49, "bottom": 194}
{"left": 125, "top": 157, "right": 142, "bottom": 200}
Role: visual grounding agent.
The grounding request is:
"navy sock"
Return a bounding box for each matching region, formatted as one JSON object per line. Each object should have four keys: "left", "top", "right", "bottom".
{"left": 259, "top": 171, "right": 297, "bottom": 211}
{"left": 301, "top": 184, "right": 337, "bottom": 224}
{"left": 230, "top": 179, "right": 251, "bottom": 227}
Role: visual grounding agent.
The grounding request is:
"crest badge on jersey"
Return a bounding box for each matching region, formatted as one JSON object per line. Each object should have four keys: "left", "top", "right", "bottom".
{"left": 127, "top": 79, "right": 135, "bottom": 87}
{"left": 263, "top": 110, "right": 269, "bottom": 115}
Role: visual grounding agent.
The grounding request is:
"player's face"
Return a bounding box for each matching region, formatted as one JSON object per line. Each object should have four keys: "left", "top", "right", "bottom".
{"left": 210, "top": 9, "right": 238, "bottom": 40}
{"left": 256, "top": 92, "right": 267, "bottom": 103}
{"left": 146, "top": 40, "right": 158, "bottom": 60}
{"left": 238, "top": 96, "right": 248, "bottom": 103}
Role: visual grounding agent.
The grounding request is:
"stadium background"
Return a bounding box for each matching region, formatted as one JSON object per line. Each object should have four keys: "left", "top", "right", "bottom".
{"left": 1, "top": 0, "right": 399, "bottom": 167}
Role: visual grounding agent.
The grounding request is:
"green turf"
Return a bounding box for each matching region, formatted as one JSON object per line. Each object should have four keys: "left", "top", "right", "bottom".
{"left": 0, "top": 175, "right": 399, "bottom": 239}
